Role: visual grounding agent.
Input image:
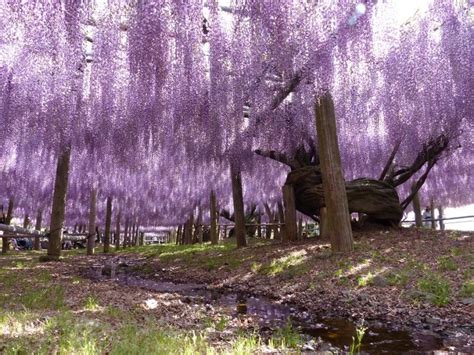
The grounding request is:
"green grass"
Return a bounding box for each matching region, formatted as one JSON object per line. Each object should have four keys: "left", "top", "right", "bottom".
{"left": 20, "top": 285, "right": 65, "bottom": 310}
{"left": 270, "top": 321, "right": 303, "bottom": 349}
{"left": 438, "top": 256, "right": 458, "bottom": 271}
{"left": 0, "top": 310, "right": 267, "bottom": 355}
{"left": 386, "top": 269, "right": 410, "bottom": 287}
{"left": 417, "top": 273, "right": 451, "bottom": 306}
{"left": 257, "top": 251, "right": 307, "bottom": 276}
{"left": 357, "top": 272, "right": 374, "bottom": 287}
{"left": 459, "top": 280, "right": 474, "bottom": 298}
{"left": 84, "top": 295, "right": 100, "bottom": 311}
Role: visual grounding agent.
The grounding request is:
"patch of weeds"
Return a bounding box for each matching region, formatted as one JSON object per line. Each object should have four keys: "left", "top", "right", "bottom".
{"left": 111, "top": 324, "right": 210, "bottom": 355}
{"left": 357, "top": 272, "right": 374, "bottom": 287}
{"left": 450, "top": 247, "right": 463, "bottom": 256}
{"left": 387, "top": 270, "right": 410, "bottom": 286}
{"left": 231, "top": 332, "right": 261, "bottom": 354}
{"left": 204, "top": 315, "right": 228, "bottom": 331}
{"left": 85, "top": 295, "right": 100, "bottom": 311}
{"left": 0, "top": 310, "right": 39, "bottom": 336}
{"left": 20, "top": 285, "right": 65, "bottom": 310}
{"left": 417, "top": 273, "right": 451, "bottom": 306}
{"left": 251, "top": 262, "right": 262, "bottom": 273}
{"left": 259, "top": 251, "right": 307, "bottom": 276}
{"left": 337, "top": 276, "right": 351, "bottom": 286}
{"left": 371, "top": 251, "right": 387, "bottom": 262}
{"left": 271, "top": 321, "right": 303, "bottom": 349}
{"left": 438, "top": 256, "right": 458, "bottom": 271}
{"left": 459, "top": 280, "right": 474, "bottom": 297}
{"left": 350, "top": 321, "right": 367, "bottom": 355}
{"left": 71, "top": 275, "right": 82, "bottom": 284}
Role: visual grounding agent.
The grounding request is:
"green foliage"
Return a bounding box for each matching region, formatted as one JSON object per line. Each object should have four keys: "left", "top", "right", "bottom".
{"left": 258, "top": 252, "right": 307, "bottom": 276}
{"left": 350, "top": 322, "right": 367, "bottom": 355}
{"left": 20, "top": 285, "right": 65, "bottom": 310}
{"left": 270, "top": 321, "right": 303, "bottom": 349}
{"left": 386, "top": 270, "right": 410, "bottom": 286}
{"left": 357, "top": 272, "right": 374, "bottom": 287}
{"left": 417, "top": 274, "right": 451, "bottom": 306}
{"left": 84, "top": 295, "right": 100, "bottom": 311}
{"left": 459, "top": 280, "right": 474, "bottom": 297}
{"left": 438, "top": 256, "right": 458, "bottom": 271}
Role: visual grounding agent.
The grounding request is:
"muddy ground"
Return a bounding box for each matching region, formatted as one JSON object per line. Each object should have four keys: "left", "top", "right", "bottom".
{"left": 1, "top": 228, "right": 472, "bottom": 353}
{"left": 111, "top": 228, "right": 474, "bottom": 352}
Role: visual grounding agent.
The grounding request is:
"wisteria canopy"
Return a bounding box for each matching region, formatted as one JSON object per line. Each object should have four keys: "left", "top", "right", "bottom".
{"left": 0, "top": 0, "right": 472, "bottom": 227}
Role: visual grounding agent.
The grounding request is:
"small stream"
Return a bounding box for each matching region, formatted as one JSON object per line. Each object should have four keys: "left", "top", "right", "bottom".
{"left": 83, "top": 259, "right": 444, "bottom": 353}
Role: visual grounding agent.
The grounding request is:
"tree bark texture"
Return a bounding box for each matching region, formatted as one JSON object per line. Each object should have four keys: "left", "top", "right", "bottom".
{"left": 103, "top": 196, "right": 112, "bottom": 253}
{"left": 314, "top": 93, "right": 353, "bottom": 252}
{"left": 87, "top": 189, "right": 96, "bottom": 255}
{"left": 47, "top": 146, "right": 71, "bottom": 260}
{"left": 230, "top": 162, "right": 247, "bottom": 248}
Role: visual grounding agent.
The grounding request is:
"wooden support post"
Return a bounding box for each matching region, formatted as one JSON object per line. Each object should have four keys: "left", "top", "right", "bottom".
{"left": 282, "top": 184, "right": 297, "bottom": 242}
{"left": 438, "top": 206, "right": 445, "bottom": 231}
{"left": 87, "top": 189, "right": 96, "bottom": 255}
{"left": 297, "top": 217, "right": 303, "bottom": 240}
{"left": 34, "top": 208, "right": 42, "bottom": 250}
{"left": 411, "top": 183, "right": 422, "bottom": 227}
{"left": 2, "top": 197, "right": 14, "bottom": 253}
{"left": 257, "top": 214, "right": 262, "bottom": 239}
{"left": 45, "top": 146, "right": 71, "bottom": 261}
{"left": 184, "top": 215, "right": 194, "bottom": 245}
{"left": 104, "top": 196, "right": 112, "bottom": 253}
{"left": 230, "top": 162, "right": 247, "bottom": 248}
{"left": 135, "top": 225, "right": 140, "bottom": 246}
{"left": 263, "top": 203, "right": 273, "bottom": 239}
{"left": 176, "top": 225, "right": 182, "bottom": 245}
{"left": 193, "top": 208, "right": 202, "bottom": 244}
{"left": 277, "top": 202, "right": 285, "bottom": 240}
{"left": 430, "top": 199, "right": 436, "bottom": 230}
{"left": 314, "top": 93, "right": 353, "bottom": 253}
{"left": 115, "top": 210, "right": 121, "bottom": 250}
{"left": 131, "top": 222, "right": 136, "bottom": 246}
{"left": 23, "top": 214, "right": 29, "bottom": 229}
{"left": 139, "top": 231, "right": 144, "bottom": 246}
{"left": 223, "top": 225, "right": 227, "bottom": 239}
{"left": 198, "top": 224, "right": 203, "bottom": 243}
{"left": 210, "top": 190, "right": 218, "bottom": 245}
{"left": 124, "top": 218, "right": 129, "bottom": 247}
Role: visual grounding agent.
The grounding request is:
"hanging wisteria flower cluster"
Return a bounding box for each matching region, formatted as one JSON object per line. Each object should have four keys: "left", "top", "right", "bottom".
{"left": 0, "top": 0, "right": 472, "bottom": 226}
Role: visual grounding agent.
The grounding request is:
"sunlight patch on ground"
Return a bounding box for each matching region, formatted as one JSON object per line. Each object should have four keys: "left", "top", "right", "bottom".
{"left": 344, "top": 258, "right": 372, "bottom": 277}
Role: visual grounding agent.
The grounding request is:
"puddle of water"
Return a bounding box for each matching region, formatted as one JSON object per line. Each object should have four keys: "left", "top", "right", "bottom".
{"left": 83, "top": 261, "right": 444, "bottom": 353}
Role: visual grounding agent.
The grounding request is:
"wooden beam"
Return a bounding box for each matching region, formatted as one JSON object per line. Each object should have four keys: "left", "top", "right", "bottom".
{"left": 104, "top": 196, "right": 112, "bottom": 253}
{"left": 115, "top": 210, "right": 121, "bottom": 250}
{"left": 314, "top": 93, "right": 353, "bottom": 253}
{"left": 411, "top": 183, "right": 422, "bottom": 227}
{"left": 282, "top": 184, "right": 297, "bottom": 242}
{"left": 34, "top": 208, "right": 42, "bottom": 250}
{"left": 87, "top": 188, "right": 97, "bottom": 255}
{"left": 210, "top": 190, "right": 218, "bottom": 245}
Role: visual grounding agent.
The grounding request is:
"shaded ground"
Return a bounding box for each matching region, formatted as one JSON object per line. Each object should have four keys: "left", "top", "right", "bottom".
{"left": 117, "top": 228, "right": 474, "bottom": 352}
{"left": 0, "top": 228, "right": 472, "bottom": 353}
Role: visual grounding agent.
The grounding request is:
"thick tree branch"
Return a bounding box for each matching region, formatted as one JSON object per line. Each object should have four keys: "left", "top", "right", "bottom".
{"left": 387, "top": 133, "right": 451, "bottom": 187}
{"left": 400, "top": 159, "right": 437, "bottom": 210}
{"left": 270, "top": 71, "right": 302, "bottom": 110}
{"left": 254, "top": 149, "right": 297, "bottom": 169}
{"left": 220, "top": 209, "right": 234, "bottom": 222}
{"left": 379, "top": 139, "right": 402, "bottom": 181}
